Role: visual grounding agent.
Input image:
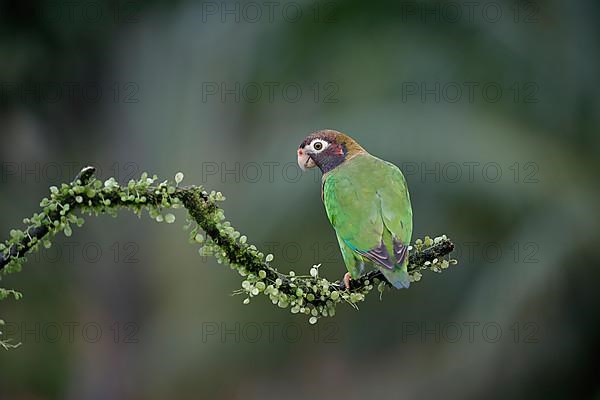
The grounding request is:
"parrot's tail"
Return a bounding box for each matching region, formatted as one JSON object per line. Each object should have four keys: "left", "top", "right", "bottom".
{"left": 379, "top": 262, "right": 410, "bottom": 289}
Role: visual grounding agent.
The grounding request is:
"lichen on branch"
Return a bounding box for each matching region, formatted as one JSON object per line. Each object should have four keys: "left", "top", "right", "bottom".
{"left": 0, "top": 166, "right": 457, "bottom": 346}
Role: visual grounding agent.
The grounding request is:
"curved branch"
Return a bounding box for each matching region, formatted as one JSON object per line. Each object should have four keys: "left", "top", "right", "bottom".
{"left": 1, "top": 166, "right": 458, "bottom": 324}
{"left": 0, "top": 167, "right": 96, "bottom": 269}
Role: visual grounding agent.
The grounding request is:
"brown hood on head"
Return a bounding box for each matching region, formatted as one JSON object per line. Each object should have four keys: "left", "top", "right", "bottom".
{"left": 300, "top": 129, "right": 365, "bottom": 156}
{"left": 298, "top": 129, "right": 367, "bottom": 174}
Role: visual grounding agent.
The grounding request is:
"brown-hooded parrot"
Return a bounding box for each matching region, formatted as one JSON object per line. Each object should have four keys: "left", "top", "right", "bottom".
{"left": 297, "top": 129, "right": 412, "bottom": 289}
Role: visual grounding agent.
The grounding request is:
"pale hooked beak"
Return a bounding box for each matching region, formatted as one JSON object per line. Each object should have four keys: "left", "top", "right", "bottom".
{"left": 297, "top": 148, "right": 316, "bottom": 170}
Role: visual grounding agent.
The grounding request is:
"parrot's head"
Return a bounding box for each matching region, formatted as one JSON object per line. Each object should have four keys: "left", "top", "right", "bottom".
{"left": 297, "top": 129, "right": 366, "bottom": 173}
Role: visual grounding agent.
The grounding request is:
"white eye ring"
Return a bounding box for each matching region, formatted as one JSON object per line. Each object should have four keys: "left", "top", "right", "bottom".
{"left": 309, "top": 139, "right": 328, "bottom": 153}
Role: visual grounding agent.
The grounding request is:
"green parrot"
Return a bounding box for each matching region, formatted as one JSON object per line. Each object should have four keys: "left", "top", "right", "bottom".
{"left": 297, "top": 129, "right": 412, "bottom": 289}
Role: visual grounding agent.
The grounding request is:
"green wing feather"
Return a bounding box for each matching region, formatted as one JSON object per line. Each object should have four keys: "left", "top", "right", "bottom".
{"left": 323, "top": 154, "right": 412, "bottom": 288}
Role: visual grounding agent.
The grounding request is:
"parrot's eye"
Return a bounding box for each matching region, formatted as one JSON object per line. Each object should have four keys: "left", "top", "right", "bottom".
{"left": 309, "top": 139, "right": 328, "bottom": 153}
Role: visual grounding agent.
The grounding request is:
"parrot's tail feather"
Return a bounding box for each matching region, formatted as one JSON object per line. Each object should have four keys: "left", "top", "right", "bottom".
{"left": 379, "top": 264, "right": 410, "bottom": 289}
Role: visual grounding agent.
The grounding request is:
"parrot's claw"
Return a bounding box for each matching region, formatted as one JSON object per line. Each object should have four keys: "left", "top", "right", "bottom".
{"left": 343, "top": 273, "right": 352, "bottom": 290}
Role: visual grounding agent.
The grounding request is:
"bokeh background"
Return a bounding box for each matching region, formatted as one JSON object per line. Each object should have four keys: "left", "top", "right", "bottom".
{"left": 1, "top": 0, "right": 599, "bottom": 398}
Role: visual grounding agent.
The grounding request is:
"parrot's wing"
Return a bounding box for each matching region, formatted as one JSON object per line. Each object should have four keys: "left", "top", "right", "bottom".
{"left": 374, "top": 160, "right": 413, "bottom": 288}
{"left": 377, "top": 160, "right": 413, "bottom": 262}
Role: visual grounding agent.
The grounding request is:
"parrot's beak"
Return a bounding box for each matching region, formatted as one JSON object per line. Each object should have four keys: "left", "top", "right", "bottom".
{"left": 298, "top": 148, "right": 316, "bottom": 170}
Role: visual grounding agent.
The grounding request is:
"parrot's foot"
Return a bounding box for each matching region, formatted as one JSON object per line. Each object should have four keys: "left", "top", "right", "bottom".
{"left": 343, "top": 272, "right": 352, "bottom": 290}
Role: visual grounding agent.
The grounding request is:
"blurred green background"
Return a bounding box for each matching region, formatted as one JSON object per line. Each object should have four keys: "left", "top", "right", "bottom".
{"left": 1, "top": 0, "right": 599, "bottom": 398}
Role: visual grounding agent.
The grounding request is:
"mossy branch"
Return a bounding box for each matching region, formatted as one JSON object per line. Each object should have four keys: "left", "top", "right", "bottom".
{"left": 1, "top": 166, "right": 457, "bottom": 344}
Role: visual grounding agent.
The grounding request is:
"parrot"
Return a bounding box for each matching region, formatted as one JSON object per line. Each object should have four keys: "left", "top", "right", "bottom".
{"left": 297, "top": 129, "right": 413, "bottom": 290}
